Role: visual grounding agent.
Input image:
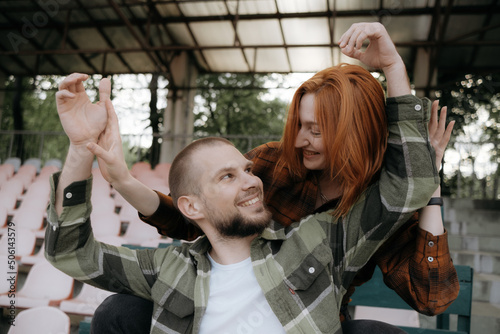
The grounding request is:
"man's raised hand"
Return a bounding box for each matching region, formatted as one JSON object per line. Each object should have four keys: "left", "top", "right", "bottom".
{"left": 56, "top": 73, "right": 110, "bottom": 147}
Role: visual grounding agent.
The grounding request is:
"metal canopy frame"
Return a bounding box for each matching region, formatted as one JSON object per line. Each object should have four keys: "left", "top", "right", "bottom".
{"left": 1, "top": 0, "right": 499, "bottom": 95}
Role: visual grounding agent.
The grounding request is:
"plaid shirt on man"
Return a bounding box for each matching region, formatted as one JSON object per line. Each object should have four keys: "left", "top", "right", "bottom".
{"left": 143, "top": 94, "right": 459, "bottom": 316}
{"left": 46, "top": 94, "right": 440, "bottom": 333}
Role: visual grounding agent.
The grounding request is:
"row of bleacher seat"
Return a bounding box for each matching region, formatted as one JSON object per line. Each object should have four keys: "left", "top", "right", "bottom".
{"left": 0, "top": 158, "right": 173, "bottom": 333}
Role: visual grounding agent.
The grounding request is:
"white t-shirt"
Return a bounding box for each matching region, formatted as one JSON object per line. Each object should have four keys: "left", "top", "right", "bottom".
{"left": 199, "top": 254, "right": 286, "bottom": 334}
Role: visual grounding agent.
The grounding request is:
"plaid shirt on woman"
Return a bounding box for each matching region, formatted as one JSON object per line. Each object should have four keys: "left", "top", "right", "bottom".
{"left": 46, "top": 94, "right": 442, "bottom": 333}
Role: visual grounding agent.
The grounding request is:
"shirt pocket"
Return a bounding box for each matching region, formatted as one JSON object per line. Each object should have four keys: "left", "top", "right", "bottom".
{"left": 285, "top": 243, "right": 333, "bottom": 291}
{"left": 151, "top": 279, "right": 194, "bottom": 332}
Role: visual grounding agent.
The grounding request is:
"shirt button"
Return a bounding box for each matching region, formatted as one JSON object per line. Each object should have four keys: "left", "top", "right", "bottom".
{"left": 309, "top": 267, "right": 315, "bottom": 274}
{"left": 428, "top": 241, "right": 435, "bottom": 247}
{"left": 415, "top": 104, "right": 422, "bottom": 111}
{"left": 65, "top": 192, "right": 73, "bottom": 199}
{"left": 428, "top": 256, "right": 434, "bottom": 262}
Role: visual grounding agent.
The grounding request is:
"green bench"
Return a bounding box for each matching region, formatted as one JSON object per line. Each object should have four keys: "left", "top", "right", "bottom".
{"left": 349, "top": 265, "right": 473, "bottom": 334}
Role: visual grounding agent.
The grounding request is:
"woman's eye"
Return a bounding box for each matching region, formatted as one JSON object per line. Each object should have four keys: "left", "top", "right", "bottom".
{"left": 311, "top": 130, "right": 321, "bottom": 136}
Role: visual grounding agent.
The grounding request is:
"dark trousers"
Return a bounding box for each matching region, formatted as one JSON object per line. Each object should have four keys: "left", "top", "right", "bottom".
{"left": 92, "top": 294, "right": 407, "bottom": 333}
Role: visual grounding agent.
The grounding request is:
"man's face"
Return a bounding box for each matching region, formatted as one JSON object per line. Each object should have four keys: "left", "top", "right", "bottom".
{"left": 196, "top": 144, "right": 271, "bottom": 238}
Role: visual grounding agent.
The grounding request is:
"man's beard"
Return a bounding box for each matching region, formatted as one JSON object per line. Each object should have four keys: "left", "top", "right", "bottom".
{"left": 204, "top": 198, "right": 272, "bottom": 238}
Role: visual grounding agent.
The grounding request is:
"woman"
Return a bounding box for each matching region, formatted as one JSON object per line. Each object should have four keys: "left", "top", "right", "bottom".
{"left": 89, "top": 23, "right": 458, "bottom": 333}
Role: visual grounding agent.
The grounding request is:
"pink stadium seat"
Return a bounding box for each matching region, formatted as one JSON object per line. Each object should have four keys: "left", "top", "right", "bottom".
{"left": 39, "top": 164, "right": 60, "bottom": 179}
{"left": 60, "top": 283, "right": 114, "bottom": 316}
{"left": 130, "top": 161, "right": 152, "bottom": 177}
{"left": 12, "top": 164, "right": 37, "bottom": 190}
{"left": 8, "top": 306, "right": 70, "bottom": 334}
{"left": 0, "top": 259, "right": 73, "bottom": 308}
{"left": 11, "top": 205, "right": 45, "bottom": 231}
{"left": 90, "top": 211, "right": 122, "bottom": 238}
{"left": 20, "top": 240, "right": 46, "bottom": 266}
{"left": 122, "top": 215, "right": 162, "bottom": 245}
{"left": 0, "top": 163, "right": 15, "bottom": 178}
{"left": 0, "top": 206, "right": 7, "bottom": 228}
{"left": 0, "top": 228, "right": 37, "bottom": 258}
{"left": 154, "top": 162, "right": 171, "bottom": 183}
{"left": 0, "top": 178, "right": 24, "bottom": 210}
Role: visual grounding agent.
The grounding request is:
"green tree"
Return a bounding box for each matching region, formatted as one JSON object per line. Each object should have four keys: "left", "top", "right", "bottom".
{"left": 193, "top": 73, "right": 288, "bottom": 152}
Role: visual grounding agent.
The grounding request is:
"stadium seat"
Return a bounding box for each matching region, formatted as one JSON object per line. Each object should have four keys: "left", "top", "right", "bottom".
{"left": 122, "top": 215, "right": 162, "bottom": 245}
{"left": 20, "top": 240, "right": 46, "bottom": 266}
{"left": 7, "top": 306, "right": 70, "bottom": 334}
{"left": 3, "top": 157, "right": 21, "bottom": 173}
{"left": 0, "top": 178, "right": 24, "bottom": 210}
{"left": 12, "top": 164, "right": 37, "bottom": 190}
{"left": 0, "top": 259, "right": 73, "bottom": 308}
{"left": 130, "top": 161, "right": 152, "bottom": 177}
{"left": 0, "top": 228, "right": 37, "bottom": 258}
{"left": 0, "top": 206, "right": 7, "bottom": 228}
{"left": 11, "top": 205, "right": 45, "bottom": 231}
{"left": 90, "top": 211, "right": 122, "bottom": 238}
{"left": 23, "top": 158, "right": 42, "bottom": 173}
{"left": 154, "top": 162, "right": 171, "bottom": 180}
{"left": 60, "top": 283, "right": 114, "bottom": 316}
{"left": 43, "top": 158, "right": 62, "bottom": 170}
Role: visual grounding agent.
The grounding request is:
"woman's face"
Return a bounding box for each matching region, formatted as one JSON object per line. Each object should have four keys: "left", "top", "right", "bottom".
{"left": 294, "top": 93, "right": 326, "bottom": 171}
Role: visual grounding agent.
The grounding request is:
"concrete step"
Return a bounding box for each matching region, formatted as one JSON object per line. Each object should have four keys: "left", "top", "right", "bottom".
{"left": 417, "top": 301, "right": 500, "bottom": 333}
{"left": 448, "top": 235, "right": 500, "bottom": 253}
{"left": 450, "top": 250, "right": 500, "bottom": 275}
{"left": 445, "top": 219, "right": 500, "bottom": 238}
{"left": 471, "top": 301, "right": 500, "bottom": 334}
{"left": 473, "top": 273, "right": 500, "bottom": 304}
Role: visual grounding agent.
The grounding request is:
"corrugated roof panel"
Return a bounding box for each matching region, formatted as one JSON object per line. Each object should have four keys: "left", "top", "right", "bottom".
{"left": 282, "top": 18, "right": 330, "bottom": 45}
{"left": 190, "top": 21, "right": 235, "bottom": 46}
{"left": 167, "top": 23, "right": 196, "bottom": 46}
{"left": 52, "top": 54, "right": 95, "bottom": 74}
{"left": 237, "top": 20, "right": 283, "bottom": 46}
{"left": 154, "top": 3, "right": 182, "bottom": 17}
{"left": 102, "top": 27, "right": 142, "bottom": 48}
{"left": 69, "top": 28, "right": 109, "bottom": 49}
{"left": 445, "top": 15, "right": 485, "bottom": 40}
{"left": 332, "top": 17, "right": 378, "bottom": 42}
{"left": 226, "top": 0, "right": 277, "bottom": 15}
{"left": 178, "top": 1, "right": 228, "bottom": 17}
{"left": 288, "top": 47, "right": 332, "bottom": 72}
{"left": 254, "top": 48, "right": 290, "bottom": 72}
{"left": 202, "top": 49, "right": 248, "bottom": 72}
{"left": 276, "top": 0, "right": 327, "bottom": 14}
{"left": 334, "top": 0, "right": 379, "bottom": 11}
{"left": 384, "top": 16, "right": 432, "bottom": 42}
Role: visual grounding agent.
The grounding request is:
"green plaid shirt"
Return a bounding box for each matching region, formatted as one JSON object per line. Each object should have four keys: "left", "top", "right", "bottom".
{"left": 45, "top": 95, "right": 438, "bottom": 334}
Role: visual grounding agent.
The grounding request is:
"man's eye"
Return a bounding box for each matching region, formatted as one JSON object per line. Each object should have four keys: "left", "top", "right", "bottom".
{"left": 222, "top": 174, "right": 233, "bottom": 180}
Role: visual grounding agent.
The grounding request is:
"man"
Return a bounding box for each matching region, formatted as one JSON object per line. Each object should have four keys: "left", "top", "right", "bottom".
{"left": 46, "top": 72, "right": 438, "bottom": 333}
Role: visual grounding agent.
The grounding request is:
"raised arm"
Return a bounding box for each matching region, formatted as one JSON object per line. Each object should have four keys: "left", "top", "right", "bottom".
{"left": 54, "top": 73, "right": 109, "bottom": 214}
{"left": 338, "top": 22, "right": 410, "bottom": 97}
{"left": 47, "top": 74, "right": 156, "bottom": 300}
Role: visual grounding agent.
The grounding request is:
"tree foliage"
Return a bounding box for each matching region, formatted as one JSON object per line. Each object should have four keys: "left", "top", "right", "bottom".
{"left": 193, "top": 73, "right": 288, "bottom": 153}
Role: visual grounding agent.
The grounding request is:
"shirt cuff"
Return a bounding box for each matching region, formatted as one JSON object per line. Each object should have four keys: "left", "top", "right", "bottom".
{"left": 415, "top": 227, "right": 450, "bottom": 265}
{"left": 386, "top": 94, "right": 431, "bottom": 123}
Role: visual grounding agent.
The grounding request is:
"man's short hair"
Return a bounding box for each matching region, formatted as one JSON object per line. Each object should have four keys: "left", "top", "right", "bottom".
{"left": 169, "top": 137, "right": 235, "bottom": 210}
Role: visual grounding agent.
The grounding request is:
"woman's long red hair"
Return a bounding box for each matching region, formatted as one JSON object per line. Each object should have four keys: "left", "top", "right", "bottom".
{"left": 278, "top": 63, "right": 387, "bottom": 218}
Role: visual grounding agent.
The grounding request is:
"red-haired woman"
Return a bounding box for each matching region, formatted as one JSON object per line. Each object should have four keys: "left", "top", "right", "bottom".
{"left": 89, "top": 23, "right": 458, "bottom": 333}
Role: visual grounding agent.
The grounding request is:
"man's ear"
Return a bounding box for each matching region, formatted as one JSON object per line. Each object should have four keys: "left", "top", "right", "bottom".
{"left": 177, "top": 195, "right": 204, "bottom": 220}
